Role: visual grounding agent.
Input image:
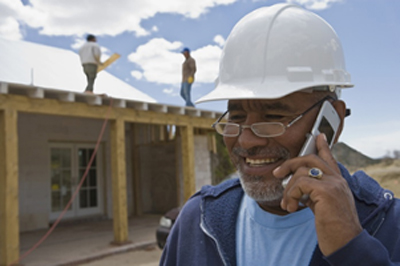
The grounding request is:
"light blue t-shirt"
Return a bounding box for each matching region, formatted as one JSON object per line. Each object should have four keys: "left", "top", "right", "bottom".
{"left": 236, "top": 195, "right": 317, "bottom": 266}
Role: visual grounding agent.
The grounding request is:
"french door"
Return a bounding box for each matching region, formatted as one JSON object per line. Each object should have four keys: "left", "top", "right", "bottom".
{"left": 49, "top": 143, "right": 103, "bottom": 221}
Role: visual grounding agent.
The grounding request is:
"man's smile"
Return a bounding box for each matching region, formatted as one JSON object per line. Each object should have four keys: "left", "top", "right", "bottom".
{"left": 245, "top": 157, "right": 279, "bottom": 166}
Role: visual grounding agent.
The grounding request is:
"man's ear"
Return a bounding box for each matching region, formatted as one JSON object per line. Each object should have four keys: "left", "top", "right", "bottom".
{"left": 332, "top": 100, "right": 346, "bottom": 144}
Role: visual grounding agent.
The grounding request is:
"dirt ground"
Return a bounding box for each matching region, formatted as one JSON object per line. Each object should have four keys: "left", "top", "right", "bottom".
{"left": 358, "top": 159, "right": 400, "bottom": 197}
{"left": 79, "top": 245, "right": 162, "bottom": 266}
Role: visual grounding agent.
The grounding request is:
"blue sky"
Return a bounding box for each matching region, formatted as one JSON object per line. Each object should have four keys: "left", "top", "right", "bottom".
{"left": 1, "top": 0, "right": 399, "bottom": 158}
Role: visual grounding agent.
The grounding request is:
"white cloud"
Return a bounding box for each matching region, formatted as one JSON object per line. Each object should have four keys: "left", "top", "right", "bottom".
{"left": 99, "top": 46, "right": 111, "bottom": 61}
{"left": 191, "top": 45, "right": 222, "bottom": 83}
{"left": 286, "top": 0, "right": 343, "bottom": 10}
{"left": 0, "top": 0, "right": 25, "bottom": 40}
{"left": 71, "top": 37, "right": 85, "bottom": 50}
{"left": 163, "top": 87, "right": 178, "bottom": 96}
{"left": 0, "top": 16, "right": 22, "bottom": 40}
{"left": 128, "top": 38, "right": 183, "bottom": 84}
{"left": 152, "top": 26, "right": 159, "bottom": 32}
{"left": 213, "top": 34, "right": 225, "bottom": 47}
{"left": 0, "top": 0, "right": 237, "bottom": 39}
{"left": 131, "top": 70, "right": 143, "bottom": 80}
{"left": 127, "top": 37, "right": 222, "bottom": 85}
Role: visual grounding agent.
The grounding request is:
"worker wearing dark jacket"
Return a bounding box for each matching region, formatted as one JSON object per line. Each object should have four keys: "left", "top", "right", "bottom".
{"left": 161, "top": 165, "right": 400, "bottom": 265}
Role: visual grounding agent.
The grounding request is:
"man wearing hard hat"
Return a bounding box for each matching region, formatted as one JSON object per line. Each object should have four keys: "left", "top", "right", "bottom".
{"left": 160, "top": 4, "right": 400, "bottom": 266}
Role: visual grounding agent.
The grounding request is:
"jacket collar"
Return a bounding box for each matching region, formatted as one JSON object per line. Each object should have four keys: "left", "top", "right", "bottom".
{"left": 200, "top": 178, "right": 242, "bottom": 266}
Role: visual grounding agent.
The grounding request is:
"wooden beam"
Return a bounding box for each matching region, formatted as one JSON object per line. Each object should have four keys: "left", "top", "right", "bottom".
{"left": 0, "top": 94, "right": 217, "bottom": 129}
{"left": 0, "top": 109, "right": 20, "bottom": 266}
{"left": 110, "top": 118, "right": 130, "bottom": 245}
{"left": 97, "top": 53, "right": 120, "bottom": 73}
{"left": 180, "top": 125, "right": 195, "bottom": 202}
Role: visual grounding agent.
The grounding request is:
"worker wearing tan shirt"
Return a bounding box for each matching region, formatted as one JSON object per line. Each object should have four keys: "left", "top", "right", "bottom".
{"left": 180, "top": 47, "right": 196, "bottom": 107}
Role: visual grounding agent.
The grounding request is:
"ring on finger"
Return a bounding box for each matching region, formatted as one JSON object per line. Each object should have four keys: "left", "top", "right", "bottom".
{"left": 308, "top": 168, "right": 323, "bottom": 179}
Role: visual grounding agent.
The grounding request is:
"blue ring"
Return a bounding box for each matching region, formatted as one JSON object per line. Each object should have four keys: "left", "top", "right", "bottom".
{"left": 308, "top": 168, "right": 323, "bottom": 179}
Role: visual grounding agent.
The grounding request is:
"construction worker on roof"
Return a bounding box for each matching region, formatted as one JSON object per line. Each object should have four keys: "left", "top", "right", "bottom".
{"left": 180, "top": 47, "right": 196, "bottom": 107}
{"left": 79, "top": 34, "right": 102, "bottom": 94}
{"left": 160, "top": 3, "right": 400, "bottom": 266}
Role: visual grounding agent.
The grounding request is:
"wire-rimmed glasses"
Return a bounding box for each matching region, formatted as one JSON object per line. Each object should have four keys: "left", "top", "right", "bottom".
{"left": 212, "top": 96, "right": 335, "bottom": 138}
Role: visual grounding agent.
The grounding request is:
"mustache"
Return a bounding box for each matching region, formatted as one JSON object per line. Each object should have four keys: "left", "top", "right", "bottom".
{"left": 232, "top": 146, "right": 290, "bottom": 159}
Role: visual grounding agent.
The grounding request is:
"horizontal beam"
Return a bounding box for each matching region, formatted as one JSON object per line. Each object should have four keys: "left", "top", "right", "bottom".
{"left": 0, "top": 94, "right": 217, "bottom": 129}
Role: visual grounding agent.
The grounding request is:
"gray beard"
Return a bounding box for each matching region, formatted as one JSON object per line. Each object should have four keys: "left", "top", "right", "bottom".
{"left": 231, "top": 145, "right": 290, "bottom": 206}
{"left": 238, "top": 170, "right": 284, "bottom": 206}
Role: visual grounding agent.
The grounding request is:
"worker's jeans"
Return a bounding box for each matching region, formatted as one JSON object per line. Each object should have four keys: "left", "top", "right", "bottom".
{"left": 180, "top": 82, "right": 195, "bottom": 107}
{"left": 82, "top": 64, "right": 98, "bottom": 92}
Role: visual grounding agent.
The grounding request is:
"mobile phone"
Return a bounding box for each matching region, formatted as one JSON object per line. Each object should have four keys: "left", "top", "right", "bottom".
{"left": 281, "top": 100, "right": 341, "bottom": 188}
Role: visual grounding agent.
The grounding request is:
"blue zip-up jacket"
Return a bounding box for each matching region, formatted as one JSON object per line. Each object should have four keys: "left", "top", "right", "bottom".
{"left": 160, "top": 164, "right": 400, "bottom": 265}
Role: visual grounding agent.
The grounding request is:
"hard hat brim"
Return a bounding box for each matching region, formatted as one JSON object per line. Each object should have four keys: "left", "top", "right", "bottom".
{"left": 196, "top": 81, "right": 353, "bottom": 104}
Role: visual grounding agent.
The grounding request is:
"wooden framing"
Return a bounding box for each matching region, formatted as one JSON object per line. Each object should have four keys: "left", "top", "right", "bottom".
{"left": 110, "top": 118, "right": 130, "bottom": 245}
{"left": 0, "top": 91, "right": 219, "bottom": 262}
{"left": 0, "top": 109, "right": 19, "bottom": 266}
{"left": 0, "top": 94, "right": 214, "bottom": 128}
{"left": 97, "top": 53, "right": 120, "bottom": 73}
{"left": 180, "top": 125, "right": 196, "bottom": 202}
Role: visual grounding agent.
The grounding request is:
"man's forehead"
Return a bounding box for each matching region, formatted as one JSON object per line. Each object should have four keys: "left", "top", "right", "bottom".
{"left": 227, "top": 99, "right": 301, "bottom": 113}
{"left": 228, "top": 100, "right": 290, "bottom": 111}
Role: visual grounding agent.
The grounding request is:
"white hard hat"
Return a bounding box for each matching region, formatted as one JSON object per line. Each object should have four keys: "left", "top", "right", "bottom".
{"left": 196, "top": 3, "right": 353, "bottom": 103}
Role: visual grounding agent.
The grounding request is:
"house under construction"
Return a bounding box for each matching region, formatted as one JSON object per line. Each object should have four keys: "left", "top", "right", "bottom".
{"left": 0, "top": 38, "right": 224, "bottom": 265}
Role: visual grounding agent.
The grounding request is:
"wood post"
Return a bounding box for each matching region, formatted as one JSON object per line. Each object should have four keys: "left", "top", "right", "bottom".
{"left": 110, "top": 118, "right": 130, "bottom": 245}
{"left": 0, "top": 109, "right": 20, "bottom": 266}
{"left": 181, "top": 125, "right": 195, "bottom": 202}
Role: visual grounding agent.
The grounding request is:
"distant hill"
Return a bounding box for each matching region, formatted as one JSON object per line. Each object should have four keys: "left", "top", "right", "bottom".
{"left": 332, "top": 142, "right": 381, "bottom": 171}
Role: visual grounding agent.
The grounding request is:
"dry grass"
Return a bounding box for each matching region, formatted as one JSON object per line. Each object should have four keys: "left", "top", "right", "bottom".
{"left": 357, "top": 159, "right": 400, "bottom": 197}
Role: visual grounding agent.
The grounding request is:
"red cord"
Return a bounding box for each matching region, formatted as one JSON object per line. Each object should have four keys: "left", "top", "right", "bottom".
{"left": 9, "top": 97, "right": 114, "bottom": 266}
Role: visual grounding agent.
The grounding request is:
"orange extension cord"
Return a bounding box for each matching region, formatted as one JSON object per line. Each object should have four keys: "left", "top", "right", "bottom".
{"left": 9, "top": 97, "right": 114, "bottom": 266}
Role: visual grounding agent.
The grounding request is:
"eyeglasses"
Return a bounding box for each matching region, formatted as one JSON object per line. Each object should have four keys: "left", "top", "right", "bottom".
{"left": 212, "top": 96, "right": 335, "bottom": 138}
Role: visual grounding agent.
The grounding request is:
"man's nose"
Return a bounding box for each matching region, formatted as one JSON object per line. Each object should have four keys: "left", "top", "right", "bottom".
{"left": 237, "top": 124, "right": 269, "bottom": 149}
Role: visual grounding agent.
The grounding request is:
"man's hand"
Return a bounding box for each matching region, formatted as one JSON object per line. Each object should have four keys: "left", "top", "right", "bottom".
{"left": 273, "top": 134, "right": 363, "bottom": 256}
{"left": 187, "top": 76, "right": 194, "bottom": 84}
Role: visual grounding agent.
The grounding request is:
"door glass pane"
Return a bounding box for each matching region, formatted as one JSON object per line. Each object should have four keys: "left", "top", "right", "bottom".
{"left": 80, "top": 190, "right": 88, "bottom": 208}
{"left": 51, "top": 149, "right": 60, "bottom": 169}
{"left": 78, "top": 148, "right": 98, "bottom": 209}
{"left": 89, "top": 169, "right": 97, "bottom": 186}
{"left": 61, "top": 150, "right": 71, "bottom": 167}
{"left": 62, "top": 170, "right": 72, "bottom": 187}
{"left": 51, "top": 191, "right": 61, "bottom": 212}
{"left": 51, "top": 169, "right": 61, "bottom": 187}
{"left": 62, "top": 189, "right": 72, "bottom": 211}
{"left": 89, "top": 149, "right": 96, "bottom": 166}
{"left": 89, "top": 189, "right": 97, "bottom": 207}
{"left": 51, "top": 148, "right": 72, "bottom": 212}
{"left": 79, "top": 149, "right": 87, "bottom": 167}
{"left": 79, "top": 169, "right": 88, "bottom": 187}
